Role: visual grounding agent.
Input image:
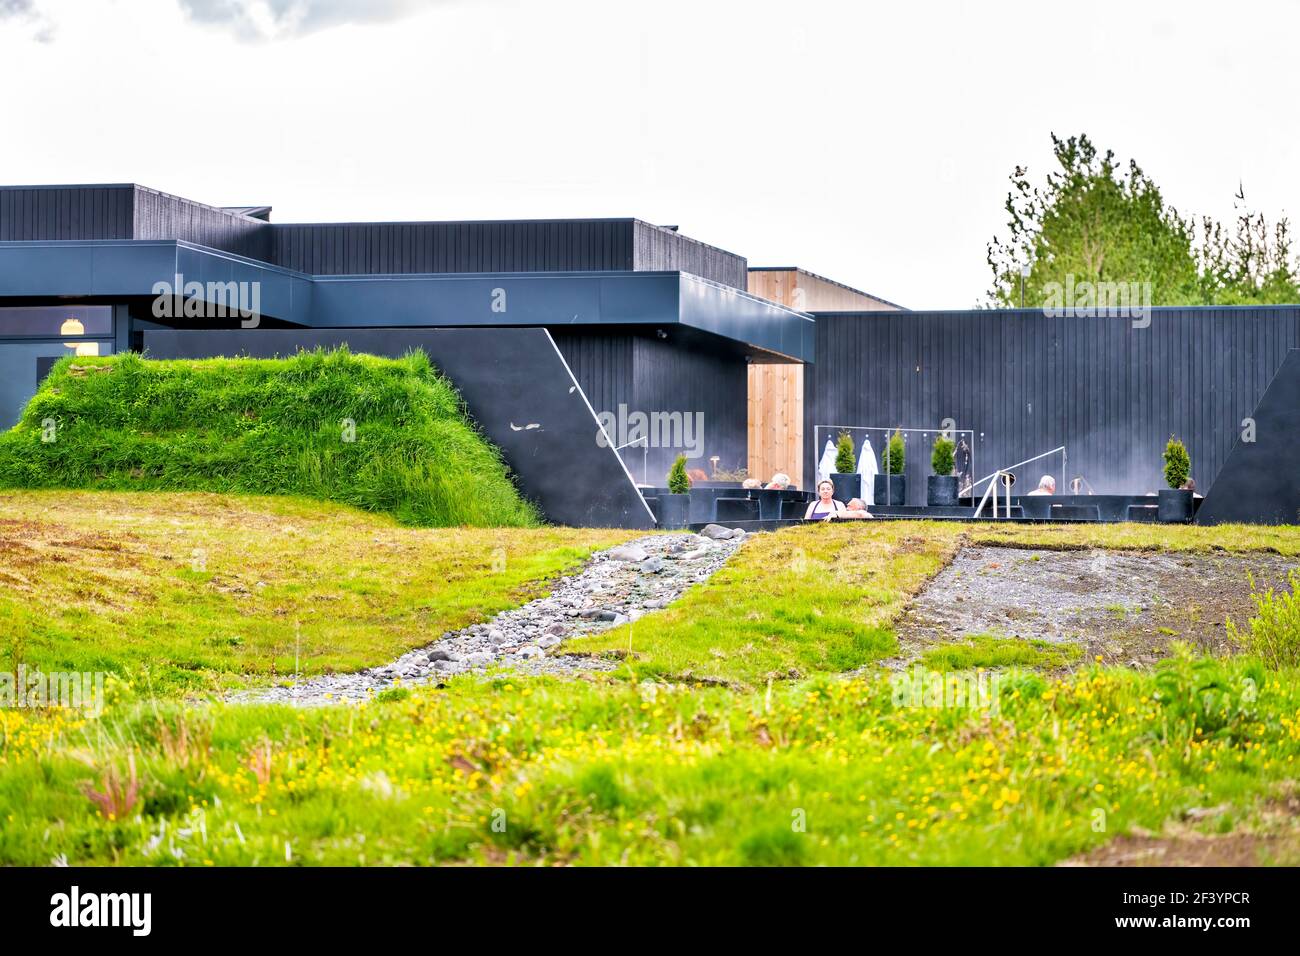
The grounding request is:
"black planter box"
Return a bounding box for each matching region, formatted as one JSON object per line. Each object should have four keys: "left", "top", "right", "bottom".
{"left": 927, "top": 475, "right": 959, "bottom": 507}
{"left": 1157, "top": 488, "right": 1194, "bottom": 523}
{"left": 874, "top": 474, "right": 906, "bottom": 506}
{"left": 830, "top": 472, "right": 861, "bottom": 503}
{"left": 658, "top": 493, "right": 691, "bottom": 529}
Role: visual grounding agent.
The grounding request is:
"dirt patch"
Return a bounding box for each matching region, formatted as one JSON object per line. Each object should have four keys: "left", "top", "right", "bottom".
{"left": 894, "top": 546, "right": 1297, "bottom": 668}
{"left": 1064, "top": 791, "right": 1300, "bottom": 866}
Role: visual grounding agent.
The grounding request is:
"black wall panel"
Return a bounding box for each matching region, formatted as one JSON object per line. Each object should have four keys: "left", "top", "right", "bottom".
{"left": 0, "top": 185, "right": 134, "bottom": 241}
{"left": 553, "top": 331, "right": 747, "bottom": 486}
{"left": 132, "top": 187, "right": 270, "bottom": 261}
{"left": 1196, "top": 349, "right": 1300, "bottom": 525}
{"left": 806, "top": 307, "right": 1300, "bottom": 504}
{"left": 632, "top": 221, "right": 748, "bottom": 290}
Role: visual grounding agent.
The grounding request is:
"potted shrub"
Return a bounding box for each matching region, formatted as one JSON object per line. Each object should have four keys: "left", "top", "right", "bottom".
{"left": 1158, "top": 436, "right": 1193, "bottom": 523}
{"left": 830, "top": 431, "right": 861, "bottom": 503}
{"left": 659, "top": 453, "right": 692, "bottom": 529}
{"left": 874, "top": 429, "right": 907, "bottom": 506}
{"left": 927, "top": 435, "right": 958, "bottom": 506}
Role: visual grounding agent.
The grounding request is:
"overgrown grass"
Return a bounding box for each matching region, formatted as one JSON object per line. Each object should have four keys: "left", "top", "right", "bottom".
{"left": 920, "top": 635, "right": 1083, "bottom": 671}
{"left": 0, "top": 348, "right": 539, "bottom": 528}
{"left": 0, "top": 491, "right": 635, "bottom": 696}
{"left": 1, "top": 652, "right": 1296, "bottom": 866}
{"left": 567, "top": 522, "right": 966, "bottom": 686}
{"left": 1228, "top": 569, "right": 1300, "bottom": 668}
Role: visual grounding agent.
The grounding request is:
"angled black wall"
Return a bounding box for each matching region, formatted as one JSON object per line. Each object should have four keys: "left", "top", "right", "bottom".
{"left": 141, "top": 327, "right": 655, "bottom": 529}
{"left": 552, "top": 330, "right": 748, "bottom": 485}
{"left": 806, "top": 307, "right": 1300, "bottom": 503}
{"left": 1196, "top": 349, "right": 1300, "bottom": 525}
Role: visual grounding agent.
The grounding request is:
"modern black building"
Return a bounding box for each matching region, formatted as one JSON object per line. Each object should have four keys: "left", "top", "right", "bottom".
{"left": 1, "top": 183, "right": 1297, "bottom": 526}
{"left": 0, "top": 184, "right": 812, "bottom": 527}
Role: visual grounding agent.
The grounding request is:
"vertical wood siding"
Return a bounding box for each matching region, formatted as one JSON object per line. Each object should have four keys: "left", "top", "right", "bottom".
{"left": 805, "top": 308, "right": 1300, "bottom": 502}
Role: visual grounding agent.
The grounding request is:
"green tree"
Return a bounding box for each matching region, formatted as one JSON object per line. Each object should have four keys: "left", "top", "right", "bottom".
{"left": 987, "top": 133, "right": 1300, "bottom": 307}
{"left": 1196, "top": 185, "right": 1300, "bottom": 304}
{"left": 987, "top": 133, "right": 1199, "bottom": 307}
{"left": 667, "top": 454, "right": 690, "bottom": 494}
{"left": 834, "top": 432, "right": 856, "bottom": 474}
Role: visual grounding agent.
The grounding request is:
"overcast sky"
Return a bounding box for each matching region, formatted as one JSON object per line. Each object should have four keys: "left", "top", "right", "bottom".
{"left": 2, "top": 0, "right": 1296, "bottom": 308}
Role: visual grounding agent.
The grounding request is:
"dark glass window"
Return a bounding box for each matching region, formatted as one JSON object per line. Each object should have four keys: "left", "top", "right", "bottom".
{"left": 0, "top": 306, "right": 112, "bottom": 338}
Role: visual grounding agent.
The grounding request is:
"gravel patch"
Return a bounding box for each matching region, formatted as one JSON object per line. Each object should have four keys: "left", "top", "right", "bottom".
{"left": 233, "top": 525, "right": 748, "bottom": 705}
{"left": 894, "top": 545, "right": 1296, "bottom": 669}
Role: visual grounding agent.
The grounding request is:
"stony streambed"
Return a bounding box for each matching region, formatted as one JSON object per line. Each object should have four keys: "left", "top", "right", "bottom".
{"left": 236, "top": 526, "right": 747, "bottom": 705}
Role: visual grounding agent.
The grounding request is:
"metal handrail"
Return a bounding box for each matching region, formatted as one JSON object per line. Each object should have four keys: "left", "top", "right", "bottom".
{"left": 970, "top": 446, "right": 1067, "bottom": 491}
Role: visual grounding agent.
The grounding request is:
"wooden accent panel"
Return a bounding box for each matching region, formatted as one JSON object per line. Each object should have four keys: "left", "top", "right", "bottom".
{"left": 747, "top": 268, "right": 899, "bottom": 488}
{"left": 747, "top": 362, "right": 804, "bottom": 488}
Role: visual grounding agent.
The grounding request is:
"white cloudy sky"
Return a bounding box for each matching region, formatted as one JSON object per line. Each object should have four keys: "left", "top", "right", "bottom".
{"left": 1, "top": 0, "right": 1297, "bottom": 308}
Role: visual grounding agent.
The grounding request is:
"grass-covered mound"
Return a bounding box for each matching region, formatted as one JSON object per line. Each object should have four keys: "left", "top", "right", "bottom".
{"left": 0, "top": 349, "right": 539, "bottom": 527}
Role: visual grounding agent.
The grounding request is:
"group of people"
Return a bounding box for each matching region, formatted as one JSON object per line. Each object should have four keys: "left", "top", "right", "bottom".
{"left": 743, "top": 473, "right": 792, "bottom": 491}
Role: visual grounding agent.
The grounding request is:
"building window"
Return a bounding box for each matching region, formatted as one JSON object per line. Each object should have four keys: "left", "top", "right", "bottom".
{"left": 0, "top": 306, "right": 112, "bottom": 338}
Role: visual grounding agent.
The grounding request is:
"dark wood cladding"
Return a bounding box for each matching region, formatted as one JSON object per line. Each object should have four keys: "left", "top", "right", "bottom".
{"left": 632, "top": 222, "right": 747, "bottom": 290}
{"left": 0, "top": 186, "right": 748, "bottom": 288}
{"left": 0, "top": 185, "right": 134, "bottom": 241}
{"left": 805, "top": 307, "right": 1300, "bottom": 502}
{"left": 133, "top": 187, "right": 270, "bottom": 260}
{"left": 553, "top": 331, "right": 747, "bottom": 481}
{"left": 269, "top": 220, "right": 747, "bottom": 288}
{"left": 270, "top": 220, "right": 636, "bottom": 277}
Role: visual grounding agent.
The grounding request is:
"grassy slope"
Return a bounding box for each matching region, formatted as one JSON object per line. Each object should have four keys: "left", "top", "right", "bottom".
{"left": 0, "top": 349, "right": 538, "bottom": 528}
{"left": 0, "top": 491, "right": 635, "bottom": 695}
{"left": 2, "top": 503, "right": 1299, "bottom": 865}
{"left": 2, "top": 655, "right": 1297, "bottom": 865}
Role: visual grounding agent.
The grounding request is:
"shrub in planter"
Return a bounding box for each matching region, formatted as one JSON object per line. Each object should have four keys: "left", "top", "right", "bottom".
{"left": 927, "top": 435, "right": 958, "bottom": 506}
{"left": 1158, "top": 436, "right": 1193, "bottom": 523}
{"left": 660, "top": 453, "right": 692, "bottom": 528}
{"left": 874, "top": 429, "right": 908, "bottom": 505}
{"left": 830, "top": 431, "right": 861, "bottom": 502}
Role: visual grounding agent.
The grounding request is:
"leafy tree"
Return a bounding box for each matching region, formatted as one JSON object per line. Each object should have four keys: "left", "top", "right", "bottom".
{"left": 987, "top": 134, "right": 1199, "bottom": 307}
{"left": 987, "top": 133, "right": 1300, "bottom": 307}
{"left": 1196, "top": 186, "right": 1300, "bottom": 304}
{"left": 834, "top": 432, "right": 856, "bottom": 474}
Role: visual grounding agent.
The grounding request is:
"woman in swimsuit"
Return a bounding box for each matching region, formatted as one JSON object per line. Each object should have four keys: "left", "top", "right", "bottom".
{"left": 804, "top": 479, "right": 846, "bottom": 520}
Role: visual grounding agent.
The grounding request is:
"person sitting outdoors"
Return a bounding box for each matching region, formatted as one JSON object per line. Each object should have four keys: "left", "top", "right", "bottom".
{"left": 804, "top": 479, "right": 846, "bottom": 520}
{"left": 1181, "top": 478, "right": 1204, "bottom": 499}
{"left": 1026, "top": 475, "right": 1056, "bottom": 496}
{"left": 742, "top": 477, "right": 762, "bottom": 490}
{"left": 765, "top": 472, "right": 791, "bottom": 490}
{"left": 831, "top": 497, "right": 874, "bottom": 519}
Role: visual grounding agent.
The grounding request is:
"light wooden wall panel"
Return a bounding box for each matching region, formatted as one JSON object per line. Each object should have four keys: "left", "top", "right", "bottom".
{"left": 747, "top": 268, "right": 900, "bottom": 487}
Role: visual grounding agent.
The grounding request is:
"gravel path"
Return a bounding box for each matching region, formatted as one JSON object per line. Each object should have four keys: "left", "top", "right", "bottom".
{"left": 894, "top": 545, "right": 1296, "bottom": 667}
{"left": 234, "top": 526, "right": 747, "bottom": 705}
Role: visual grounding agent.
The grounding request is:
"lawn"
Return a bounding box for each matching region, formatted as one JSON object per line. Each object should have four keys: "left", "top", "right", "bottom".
{"left": 2, "top": 493, "right": 1298, "bottom": 866}
{"left": 567, "top": 520, "right": 1300, "bottom": 687}
{"left": 0, "top": 490, "right": 636, "bottom": 696}
{"left": 2, "top": 653, "right": 1297, "bottom": 865}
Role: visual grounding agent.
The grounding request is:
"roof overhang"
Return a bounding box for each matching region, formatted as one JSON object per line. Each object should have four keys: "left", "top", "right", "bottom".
{"left": 0, "top": 240, "right": 813, "bottom": 362}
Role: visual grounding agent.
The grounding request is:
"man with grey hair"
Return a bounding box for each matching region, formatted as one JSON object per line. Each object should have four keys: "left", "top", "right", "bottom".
{"left": 1026, "top": 475, "right": 1056, "bottom": 496}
